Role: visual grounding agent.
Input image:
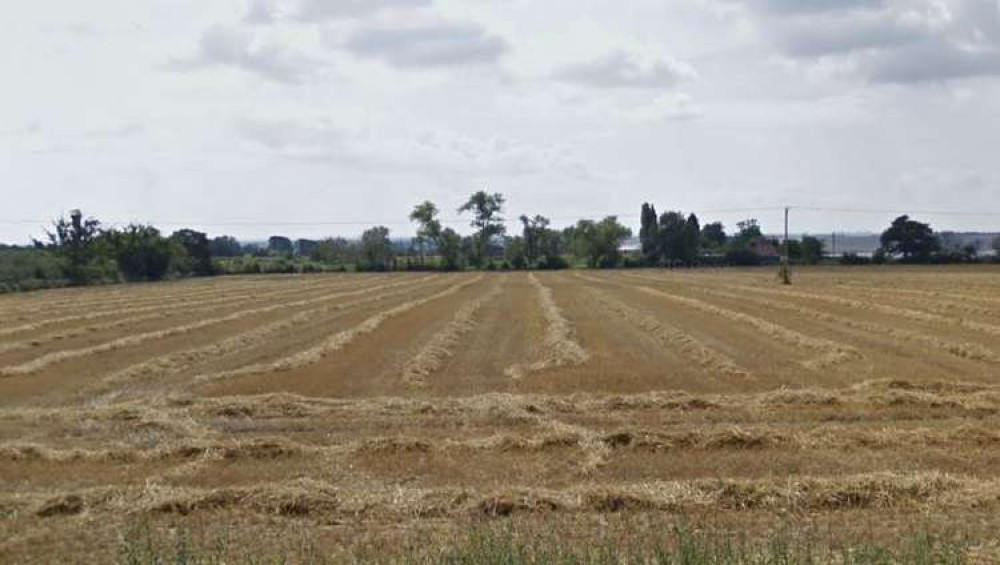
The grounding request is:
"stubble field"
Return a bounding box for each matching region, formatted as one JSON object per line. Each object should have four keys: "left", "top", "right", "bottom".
{"left": 2, "top": 266, "right": 1000, "bottom": 561}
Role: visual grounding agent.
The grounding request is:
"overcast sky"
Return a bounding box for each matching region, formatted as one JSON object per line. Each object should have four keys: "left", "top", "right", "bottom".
{"left": 3, "top": 0, "right": 1000, "bottom": 243}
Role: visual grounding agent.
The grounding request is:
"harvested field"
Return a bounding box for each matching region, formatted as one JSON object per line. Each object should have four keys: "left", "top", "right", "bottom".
{"left": 2, "top": 267, "right": 1000, "bottom": 561}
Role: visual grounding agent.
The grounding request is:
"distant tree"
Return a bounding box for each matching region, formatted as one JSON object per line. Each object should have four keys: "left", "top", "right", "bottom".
{"left": 639, "top": 203, "right": 660, "bottom": 265}
{"left": 684, "top": 214, "right": 701, "bottom": 264}
{"left": 458, "top": 191, "right": 506, "bottom": 267}
{"left": 294, "top": 239, "right": 319, "bottom": 257}
{"left": 310, "top": 237, "right": 353, "bottom": 264}
{"left": 657, "top": 211, "right": 689, "bottom": 265}
{"left": 360, "top": 226, "right": 394, "bottom": 271}
{"left": 800, "top": 236, "right": 824, "bottom": 265}
{"left": 267, "top": 236, "right": 294, "bottom": 257}
{"left": 734, "top": 219, "right": 762, "bottom": 243}
{"left": 107, "top": 225, "right": 173, "bottom": 281}
{"left": 409, "top": 201, "right": 443, "bottom": 265}
{"left": 505, "top": 236, "right": 528, "bottom": 270}
{"left": 572, "top": 216, "right": 632, "bottom": 268}
{"left": 880, "top": 215, "right": 939, "bottom": 262}
{"left": 46, "top": 209, "right": 103, "bottom": 283}
{"left": 171, "top": 229, "right": 213, "bottom": 276}
{"left": 438, "top": 228, "right": 464, "bottom": 271}
{"left": 519, "top": 214, "right": 555, "bottom": 268}
{"left": 701, "top": 222, "right": 727, "bottom": 249}
{"left": 210, "top": 236, "right": 242, "bottom": 257}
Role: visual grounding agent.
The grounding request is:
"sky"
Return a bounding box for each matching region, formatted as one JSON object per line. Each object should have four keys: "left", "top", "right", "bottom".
{"left": 2, "top": 0, "right": 1000, "bottom": 244}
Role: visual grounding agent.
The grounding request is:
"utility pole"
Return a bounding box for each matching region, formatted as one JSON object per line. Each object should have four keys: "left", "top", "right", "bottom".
{"left": 779, "top": 206, "right": 791, "bottom": 284}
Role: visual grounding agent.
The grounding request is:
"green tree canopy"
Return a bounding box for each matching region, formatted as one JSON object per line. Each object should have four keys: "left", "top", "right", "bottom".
{"left": 360, "top": 226, "right": 394, "bottom": 271}
{"left": 701, "top": 222, "right": 727, "bottom": 249}
{"left": 880, "top": 215, "right": 940, "bottom": 262}
{"left": 171, "top": 229, "right": 213, "bottom": 276}
{"left": 458, "top": 191, "right": 506, "bottom": 266}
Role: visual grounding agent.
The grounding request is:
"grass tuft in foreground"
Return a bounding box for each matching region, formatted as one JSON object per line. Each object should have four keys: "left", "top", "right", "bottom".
{"left": 116, "top": 519, "right": 978, "bottom": 564}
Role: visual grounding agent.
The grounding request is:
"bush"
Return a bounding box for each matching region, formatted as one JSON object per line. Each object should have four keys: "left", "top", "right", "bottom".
{"left": 840, "top": 253, "right": 872, "bottom": 266}
{"left": 537, "top": 255, "right": 570, "bottom": 270}
{"left": 725, "top": 248, "right": 762, "bottom": 266}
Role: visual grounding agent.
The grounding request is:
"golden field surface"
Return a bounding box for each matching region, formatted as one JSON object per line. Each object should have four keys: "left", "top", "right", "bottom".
{"left": 3, "top": 266, "right": 1000, "bottom": 561}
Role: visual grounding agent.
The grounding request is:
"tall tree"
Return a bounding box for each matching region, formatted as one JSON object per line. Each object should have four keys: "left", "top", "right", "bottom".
{"left": 47, "top": 209, "right": 102, "bottom": 283}
{"left": 572, "top": 216, "right": 632, "bottom": 268}
{"left": 880, "top": 215, "right": 940, "bottom": 262}
{"left": 409, "top": 201, "right": 443, "bottom": 265}
{"left": 639, "top": 203, "right": 660, "bottom": 265}
{"left": 683, "top": 213, "right": 701, "bottom": 264}
{"left": 800, "top": 236, "right": 825, "bottom": 265}
{"left": 267, "top": 236, "right": 294, "bottom": 257}
{"left": 171, "top": 229, "right": 213, "bottom": 276}
{"left": 210, "top": 236, "right": 242, "bottom": 257}
{"left": 701, "top": 222, "right": 727, "bottom": 249}
{"left": 360, "top": 226, "right": 393, "bottom": 271}
{"left": 458, "top": 191, "right": 506, "bottom": 266}
{"left": 519, "top": 214, "right": 552, "bottom": 268}
{"left": 435, "top": 228, "right": 463, "bottom": 271}
{"left": 657, "top": 211, "right": 689, "bottom": 265}
{"left": 106, "top": 225, "right": 173, "bottom": 282}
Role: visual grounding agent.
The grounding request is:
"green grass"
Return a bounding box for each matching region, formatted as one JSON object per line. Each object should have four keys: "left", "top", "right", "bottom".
{"left": 115, "top": 520, "right": 977, "bottom": 565}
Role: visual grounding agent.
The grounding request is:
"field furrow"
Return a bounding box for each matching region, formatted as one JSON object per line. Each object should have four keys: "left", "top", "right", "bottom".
{"left": 401, "top": 280, "right": 505, "bottom": 387}
{"left": 576, "top": 274, "right": 750, "bottom": 380}
{"left": 634, "top": 284, "right": 862, "bottom": 370}
{"left": 505, "top": 273, "right": 589, "bottom": 380}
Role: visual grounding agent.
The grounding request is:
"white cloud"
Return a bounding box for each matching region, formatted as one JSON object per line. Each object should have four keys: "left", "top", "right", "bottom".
{"left": 296, "top": 0, "right": 431, "bottom": 21}
{"left": 553, "top": 50, "right": 696, "bottom": 89}
{"left": 236, "top": 117, "right": 592, "bottom": 178}
{"left": 165, "top": 25, "right": 318, "bottom": 84}
{"left": 333, "top": 14, "right": 508, "bottom": 68}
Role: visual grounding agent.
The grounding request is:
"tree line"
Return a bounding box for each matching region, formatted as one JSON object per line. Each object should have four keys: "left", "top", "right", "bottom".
{"left": 2, "top": 194, "right": 998, "bottom": 292}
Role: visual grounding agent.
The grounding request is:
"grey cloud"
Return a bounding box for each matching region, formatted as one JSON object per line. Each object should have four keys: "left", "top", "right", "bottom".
{"left": 236, "top": 118, "right": 591, "bottom": 178}
{"left": 775, "top": 11, "right": 924, "bottom": 57}
{"left": 866, "top": 38, "right": 1000, "bottom": 83}
{"left": 337, "top": 19, "right": 508, "bottom": 68}
{"left": 297, "top": 0, "right": 430, "bottom": 21}
{"left": 553, "top": 50, "right": 696, "bottom": 89}
{"left": 244, "top": 0, "right": 277, "bottom": 25}
{"left": 750, "top": 0, "right": 886, "bottom": 15}
{"left": 165, "top": 26, "right": 315, "bottom": 84}
{"left": 755, "top": 0, "right": 1000, "bottom": 83}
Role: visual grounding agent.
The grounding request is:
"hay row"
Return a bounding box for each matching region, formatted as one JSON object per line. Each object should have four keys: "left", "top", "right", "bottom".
{"left": 89, "top": 275, "right": 440, "bottom": 399}
{"left": 8, "top": 420, "right": 1000, "bottom": 466}
{"left": 0, "top": 312, "right": 169, "bottom": 355}
{"left": 578, "top": 276, "right": 749, "bottom": 379}
{"left": 0, "top": 277, "right": 356, "bottom": 353}
{"left": 0, "top": 275, "right": 368, "bottom": 340}
{"left": 637, "top": 286, "right": 861, "bottom": 370}
{"left": 401, "top": 281, "right": 504, "bottom": 387}
{"left": 506, "top": 274, "right": 588, "bottom": 380}
{"left": 0, "top": 276, "right": 325, "bottom": 322}
{"left": 697, "top": 285, "right": 1000, "bottom": 365}
{"left": 12, "top": 471, "right": 995, "bottom": 521}
{"left": 0, "top": 276, "right": 440, "bottom": 378}
{"left": 196, "top": 276, "right": 484, "bottom": 382}
{"left": 738, "top": 284, "right": 1000, "bottom": 338}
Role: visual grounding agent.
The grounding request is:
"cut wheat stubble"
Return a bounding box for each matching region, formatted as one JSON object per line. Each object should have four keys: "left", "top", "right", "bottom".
{"left": 86, "top": 275, "right": 442, "bottom": 401}
{"left": 401, "top": 280, "right": 505, "bottom": 387}
{"left": 576, "top": 273, "right": 750, "bottom": 380}
{"left": 505, "top": 274, "right": 589, "bottom": 380}
{"left": 634, "top": 285, "right": 861, "bottom": 371}
{"left": 195, "top": 276, "right": 485, "bottom": 383}
{"left": 0, "top": 276, "right": 440, "bottom": 378}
